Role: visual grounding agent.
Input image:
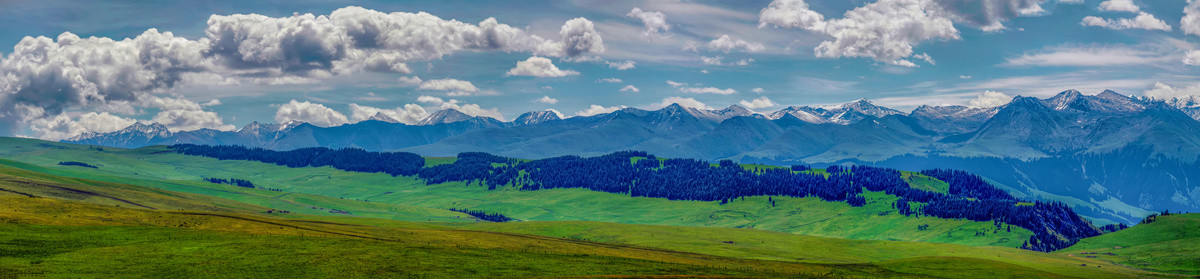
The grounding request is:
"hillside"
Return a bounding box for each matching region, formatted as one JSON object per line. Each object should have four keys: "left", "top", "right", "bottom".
{"left": 1056, "top": 213, "right": 1200, "bottom": 275}
{"left": 0, "top": 152, "right": 1158, "bottom": 278}
{"left": 0, "top": 138, "right": 1102, "bottom": 251}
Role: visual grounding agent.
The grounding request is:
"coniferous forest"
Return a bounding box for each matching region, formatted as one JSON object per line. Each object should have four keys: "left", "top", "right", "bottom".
{"left": 172, "top": 145, "right": 1102, "bottom": 251}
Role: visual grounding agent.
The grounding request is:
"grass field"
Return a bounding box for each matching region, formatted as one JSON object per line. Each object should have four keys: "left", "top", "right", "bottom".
{"left": 0, "top": 166, "right": 1156, "bottom": 278}
{"left": 0, "top": 138, "right": 1033, "bottom": 248}
{"left": 1056, "top": 213, "right": 1200, "bottom": 275}
{"left": 0, "top": 137, "right": 1194, "bottom": 277}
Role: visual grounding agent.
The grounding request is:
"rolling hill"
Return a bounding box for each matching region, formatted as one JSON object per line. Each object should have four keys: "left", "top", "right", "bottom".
{"left": 0, "top": 146, "right": 1170, "bottom": 278}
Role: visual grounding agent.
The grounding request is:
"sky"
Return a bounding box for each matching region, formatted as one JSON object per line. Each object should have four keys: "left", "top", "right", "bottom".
{"left": 2, "top": 0, "right": 1200, "bottom": 139}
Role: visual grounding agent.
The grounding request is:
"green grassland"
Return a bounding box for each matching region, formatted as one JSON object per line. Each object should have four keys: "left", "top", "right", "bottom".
{"left": 0, "top": 138, "right": 1032, "bottom": 248}
{"left": 1056, "top": 213, "right": 1200, "bottom": 275}
{"left": 0, "top": 160, "right": 1159, "bottom": 278}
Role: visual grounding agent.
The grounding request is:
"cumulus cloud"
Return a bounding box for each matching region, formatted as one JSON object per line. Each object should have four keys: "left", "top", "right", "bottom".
{"left": 707, "top": 35, "right": 765, "bottom": 53}
{"left": 0, "top": 30, "right": 208, "bottom": 132}
{"left": 620, "top": 85, "right": 640, "bottom": 93}
{"left": 0, "top": 6, "right": 609, "bottom": 138}
{"left": 758, "top": 0, "right": 826, "bottom": 30}
{"left": 627, "top": 8, "right": 670, "bottom": 37}
{"left": 348, "top": 103, "right": 429, "bottom": 124}
{"left": 418, "top": 78, "right": 479, "bottom": 95}
{"left": 680, "top": 87, "right": 737, "bottom": 95}
{"left": 759, "top": 0, "right": 1047, "bottom": 65}
{"left": 648, "top": 97, "right": 712, "bottom": 110}
{"left": 739, "top": 97, "right": 779, "bottom": 109}
{"left": 397, "top": 76, "right": 423, "bottom": 86}
{"left": 28, "top": 112, "right": 138, "bottom": 141}
{"left": 535, "top": 96, "right": 559, "bottom": 104}
{"left": 752, "top": 87, "right": 765, "bottom": 93}
{"left": 416, "top": 95, "right": 505, "bottom": 121}
{"left": 560, "top": 17, "right": 606, "bottom": 58}
{"left": 575, "top": 105, "right": 627, "bottom": 116}
{"left": 967, "top": 90, "right": 1014, "bottom": 107}
{"left": 1098, "top": 0, "right": 1139, "bottom": 13}
{"left": 1185, "top": 50, "right": 1200, "bottom": 66}
{"left": 1144, "top": 82, "right": 1200, "bottom": 100}
{"left": 597, "top": 78, "right": 623, "bottom": 83}
{"left": 666, "top": 80, "right": 687, "bottom": 87}
{"left": 506, "top": 56, "right": 579, "bottom": 77}
{"left": 1081, "top": 13, "right": 1171, "bottom": 31}
{"left": 1185, "top": 0, "right": 1200, "bottom": 36}
{"left": 275, "top": 99, "right": 349, "bottom": 127}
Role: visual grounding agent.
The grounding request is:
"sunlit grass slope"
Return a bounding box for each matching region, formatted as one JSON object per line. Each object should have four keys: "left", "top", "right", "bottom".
{"left": 0, "top": 137, "right": 1033, "bottom": 248}
{"left": 1057, "top": 213, "right": 1200, "bottom": 275}
{"left": 0, "top": 167, "right": 1152, "bottom": 278}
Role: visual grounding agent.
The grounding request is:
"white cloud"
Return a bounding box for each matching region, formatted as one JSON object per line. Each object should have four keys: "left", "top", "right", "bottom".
{"left": 152, "top": 109, "right": 237, "bottom": 132}
{"left": 759, "top": 0, "right": 1046, "bottom": 64}
{"left": 560, "top": 17, "right": 606, "bottom": 58}
{"left": 707, "top": 35, "right": 765, "bottom": 53}
{"left": 1185, "top": 50, "right": 1200, "bottom": 66}
{"left": 734, "top": 58, "right": 755, "bottom": 66}
{"left": 605, "top": 60, "right": 636, "bottom": 70}
{"left": 816, "top": 0, "right": 959, "bottom": 66}
{"left": 627, "top": 8, "right": 671, "bottom": 37}
{"left": 1185, "top": 0, "right": 1200, "bottom": 36}
{"left": 0, "top": 6, "right": 608, "bottom": 138}
{"left": 506, "top": 56, "right": 579, "bottom": 77}
{"left": 356, "top": 92, "right": 389, "bottom": 102}
{"left": 1003, "top": 44, "right": 1175, "bottom": 66}
{"left": 418, "top": 78, "right": 479, "bottom": 96}
{"left": 967, "top": 90, "right": 1014, "bottom": 107}
{"left": 535, "top": 96, "right": 559, "bottom": 104}
{"left": 680, "top": 87, "right": 737, "bottom": 95}
{"left": 667, "top": 80, "right": 687, "bottom": 87}
{"left": 397, "top": 76, "right": 423, "bottom": 86}
{"left": 597, "top": 78, "right": 623, "bottom": 83}
{"left": 1081, "top": 13, "right": 1171, "bottom": 31}
{"left": 960, "top": 75, "right": 973, "bottom": 79}
{"left": 274, "top": 99, "right": 349, "bottom": 127}
{"left": 202, "top": 99, "right": 222, "bottom": 106}
{"left": 739, "top": 97, "right": 778, "bottom": 109}
{"left": 1099, "top": 0, "right": 1139, "bottom": 13}
{"left": 752, "top": 87, "right": 765, "bottom": 93}
{"left": 758, "top": 0, "right": 826, "bottom": 30}
{"left": 28, "top": 112, "right": 138, "bottom": 141}
{"left": 575, "top": 105, "right": 626, "bottom": 116}
{"left": 1144, "top": 82, "right": 1200, "bottom": 100}
{"left": 416, "top": 95, "right": 505, "bottom": 121}
{"left": 348, "top": 103, "right": 428, "bottom": 125}
{"left": 701, "top": 56, "right": 724, "bottom": 65}
{"left": 0, "top": 30, "right": 208, "bottom": 132}
{"left": 648, "top": 96, "right": 712, "bottom": 110}
{"left": 620, "top": 85, "right": 641, "bottom": 93}
{"left": 1060, "top": 0, "right": 1085, "bottom": 4}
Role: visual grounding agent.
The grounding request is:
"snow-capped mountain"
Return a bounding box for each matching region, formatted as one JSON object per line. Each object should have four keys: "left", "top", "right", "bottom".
{"left": 768, "top": 99, "right": 903, "bottom": 124}
{"left": 908, "top": 105, "right": 1000, "bottom": 134}
{"left": 417, "top": 109, "right": 477, "bottom": 125}
{"left": 1162, "top": 95, "right": 1200, "bottom": 120}
{"left": 513, "top": 110, "right": 563, "bottom": 125}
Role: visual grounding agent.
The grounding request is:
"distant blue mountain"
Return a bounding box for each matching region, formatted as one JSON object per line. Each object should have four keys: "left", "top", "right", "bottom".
{"left": 65, "top": 90, "right": 1200, "bottom": 224}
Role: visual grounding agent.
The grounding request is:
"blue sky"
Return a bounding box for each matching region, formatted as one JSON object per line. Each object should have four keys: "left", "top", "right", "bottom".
{"left": 1, "top": 0, "right": 1199, "bottom": 139}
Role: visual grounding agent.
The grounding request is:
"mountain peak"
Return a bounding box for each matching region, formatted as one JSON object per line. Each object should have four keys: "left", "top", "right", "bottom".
{"left": 418, "top": 109, "right": 472, "bottom": 125}
{"left": 514, "top": 110, "right": 563, "bottom": 125}
{"left": 369, "top": 112, "right": 402, "bottom": 123}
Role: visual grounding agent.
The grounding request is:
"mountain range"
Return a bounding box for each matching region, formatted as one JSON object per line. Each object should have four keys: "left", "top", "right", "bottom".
{"left": 67, "top": 89, "right": 1200, "bottom": 224}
